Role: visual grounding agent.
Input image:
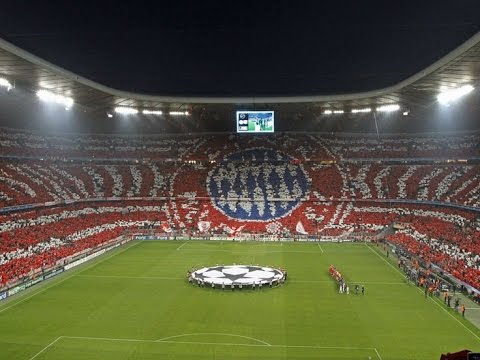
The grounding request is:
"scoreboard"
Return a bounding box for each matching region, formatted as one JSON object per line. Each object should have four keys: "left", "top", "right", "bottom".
{"left": 236, "top": 111, "right": 274, "bottom": 133}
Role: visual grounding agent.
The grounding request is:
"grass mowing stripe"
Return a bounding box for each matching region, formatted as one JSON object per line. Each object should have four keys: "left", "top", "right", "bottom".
{"left": 366, "top": 243, "right": 480, "bottom": 343}
{"left": 177, "top": 248, "right": 330, "bottom": 254}
{"left": 0, "top": 241, "right": 141, "bottom": 315}
{"left": 75, "top": 274, "right": 405, "bottom": 285}
{"left": 76, "top": 275, "right": 185, "bottom": 280}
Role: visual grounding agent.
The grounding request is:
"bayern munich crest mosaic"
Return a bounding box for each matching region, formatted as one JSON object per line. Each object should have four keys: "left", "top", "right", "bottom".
{"left": 206, "top": 149, "right": 311, "bottom": 221}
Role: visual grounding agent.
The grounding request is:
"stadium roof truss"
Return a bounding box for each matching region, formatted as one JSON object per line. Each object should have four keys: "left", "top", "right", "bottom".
{"left": 0, "top": 32, "right": 479, "bottom": 115}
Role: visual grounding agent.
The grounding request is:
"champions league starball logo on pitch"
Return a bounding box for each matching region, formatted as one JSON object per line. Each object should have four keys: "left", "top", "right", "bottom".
{"left": 191, "top": 265, "right": 285, "bottom": 286}
{"left": 206, "top": 149, "right": 311, "bottom": 221}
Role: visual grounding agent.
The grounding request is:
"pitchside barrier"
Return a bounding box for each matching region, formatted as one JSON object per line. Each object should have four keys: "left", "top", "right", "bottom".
{"left": 127, "top": 230, "right": 375, "bottom": 243}
{"left": 0, "top": 236, "right": 130, "bottom": 302}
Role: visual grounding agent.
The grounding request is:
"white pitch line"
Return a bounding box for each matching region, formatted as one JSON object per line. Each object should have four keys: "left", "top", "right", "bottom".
{"left": 374, "top": 347, "right": 383, "bottom": 360}
{"left": 61, "top": 335, "right": 377, "bottom": 352}
{"left": 365, "top": 244, "right": 400, "bottom": 274}
{"left": 155, "top": 332, "right": 272, "bottom": 346}
{"left": 366, "top": 244, "right": 480, "bottom": 343}
{"left": 317, "top": 243, "right": 324, "bottom": 253}
{"left": 176, "top": 241, "right": 190, "bottom": 250}
{"left": 0, "top": 241, "right": 142, "bottom": 314}
{"left": 28, "top": 336, "right": 63, "bottom": 360}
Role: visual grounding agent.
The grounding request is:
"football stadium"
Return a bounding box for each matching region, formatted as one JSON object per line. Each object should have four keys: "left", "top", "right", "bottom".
{"left": 1, "top": 3, "right": 480, "bottom": 360}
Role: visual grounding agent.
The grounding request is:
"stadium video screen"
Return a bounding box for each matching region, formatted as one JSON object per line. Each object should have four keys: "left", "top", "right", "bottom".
{"left": 236, "top": 111, "right": 274, "bottom": 133}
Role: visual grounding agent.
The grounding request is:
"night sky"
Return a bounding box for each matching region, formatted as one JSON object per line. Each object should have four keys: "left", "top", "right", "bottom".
{"left": 0, "top": 1, "right": 479, "bottom": 97}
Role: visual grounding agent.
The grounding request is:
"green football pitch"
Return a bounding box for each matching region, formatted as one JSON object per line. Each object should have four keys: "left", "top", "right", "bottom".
{"left": 1, "top": 240, "right": 479, "bottom": 360}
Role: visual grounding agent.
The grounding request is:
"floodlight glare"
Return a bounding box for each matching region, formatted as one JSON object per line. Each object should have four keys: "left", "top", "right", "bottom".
{"left": 376, "top": 104, "right": 400, "bottom": 112}
{"left": 325, "top": 110, "right": 344, "bottom": 115}
{"left": 351, "top": 108, "right": 371, "bottom": 113}
{"left": 0, "top": 78, "right": 12, "bottom": 91}
{"left": 114, "top": 106, "right": 138, "bottom": 115}
{"left": 437, "top": 85, "right": 474, "bottom": 105}
{"left": 169, "top": 111, "right": 190, "bottom": 116}
{"left": 142, "top": 109, "right": 163, "bottom": 115}
{"left": 36, "top": 89, "right": 74, "bottom": 109}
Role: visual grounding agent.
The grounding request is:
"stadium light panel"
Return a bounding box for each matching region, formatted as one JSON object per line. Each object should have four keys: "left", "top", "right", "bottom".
{"left": 142, "top": 109, "right": 163, "bottom": 115}
{"left": 376, "top": 104, "right": 400, "bottom": 112}
{"left": 36, "top": 89, "right": 74, "bottom": 110}
{"left": 0, "top": 78, "right": 12, "bottom": 91}
{"left": 169, "top": 111, "right": 190, "bottom": 116}
{"left": 107, "top": 113, "right": 113, "bottom": 118}
{"left": 351, "top": 108, "right": 371, "bottom": 113}
{"left": 114, "top": 106, "right": 138, "bottom": 115}
{"left": 323, "top": 110, "right": 344, "bottom": 115}
{"left": 437, "top": 85, "right": 474, "bottom": 105}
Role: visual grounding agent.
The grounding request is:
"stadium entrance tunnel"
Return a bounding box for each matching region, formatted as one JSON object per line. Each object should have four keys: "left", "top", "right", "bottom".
{"left": 188, "top": 265, "right": 286, "bottom": 289}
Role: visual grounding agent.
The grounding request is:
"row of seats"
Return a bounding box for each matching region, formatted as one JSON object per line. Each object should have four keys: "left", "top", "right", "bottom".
{"left": 1, "top": 128, "right": 479, "bottom": 160}
{"left": 1, "top": 160, "right": 480, "bottom": 208}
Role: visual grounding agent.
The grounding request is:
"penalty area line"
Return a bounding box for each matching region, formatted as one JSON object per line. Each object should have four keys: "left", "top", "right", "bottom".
{"left": 28, "top": 336, "right": 64, "bottom": 360}
{"left": 60, "top": 335, "right": 378, "bottom": 353}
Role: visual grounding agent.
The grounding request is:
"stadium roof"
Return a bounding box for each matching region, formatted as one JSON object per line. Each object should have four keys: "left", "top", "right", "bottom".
{"left": 0, "top": 31, "right": 479, "bottom": 115}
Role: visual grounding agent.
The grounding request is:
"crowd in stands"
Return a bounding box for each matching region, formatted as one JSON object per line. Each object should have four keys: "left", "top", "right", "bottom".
{"left": 0, "top": 127, "right": 479, "bottom": 292}
{"left": 1, "top": 160, "right": 480, "bottom": 209}
{"left": 1, "top": 127, "right": 479, "bottom": 161}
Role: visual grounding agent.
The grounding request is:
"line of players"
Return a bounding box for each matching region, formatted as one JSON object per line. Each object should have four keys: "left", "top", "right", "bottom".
{"left": 329, "top": 265, "right": 365, "bottom": 295}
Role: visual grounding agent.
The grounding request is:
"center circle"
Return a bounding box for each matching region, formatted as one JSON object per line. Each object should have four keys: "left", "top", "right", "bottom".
{"left": 206, "top": 148, "right": 311, "bottom": 221}
{"left": 191, "top": 265, "right": 286, "bottom": 287}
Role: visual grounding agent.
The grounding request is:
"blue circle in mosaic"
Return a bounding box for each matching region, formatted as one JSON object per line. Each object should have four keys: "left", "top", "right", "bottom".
{"left": 207, "top": 149, "right": 310, "bottom": 221}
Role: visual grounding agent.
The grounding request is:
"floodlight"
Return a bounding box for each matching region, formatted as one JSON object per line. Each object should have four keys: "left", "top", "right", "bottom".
{"left": 437, "top": 85, "right": 474, "bottom": 105}
{"left": 403, "top": 111, "right": 409, "bottom": 116}
{"left": 323, "top": 110, "right": 333, "bottom": 115}
{"left": 376, "top": 104, "right": 400, "bottom": 112}
{"left": 142, "top": 109, "right": 163, "bottom": 115}
{"left": 37, "top": 89, "right": 74, "bottom": 109}
{"left": 114, "top": 106, "right": 138, "bottom": 115}
{"left": 0, "top": 78, "right": 12, "bottom": 91}
{"left": 333, "top": 110, "right": 344, "bottom": 114}
{"left": 351, "top": 108, "right": 371, "bottom": 113}
{"left": 169, "top": 111, "right": 190, "bottom": 116}
{"left": 107, "top": 113, "right": 113, "bottom": 118}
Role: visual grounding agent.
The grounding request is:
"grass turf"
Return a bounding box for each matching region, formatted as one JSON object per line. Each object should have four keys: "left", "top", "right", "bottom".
{"left": 0, "top": 240, "right": 479, "bottom": 360}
